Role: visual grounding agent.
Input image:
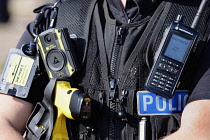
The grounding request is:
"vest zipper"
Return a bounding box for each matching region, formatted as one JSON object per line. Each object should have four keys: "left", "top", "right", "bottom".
{"left": 109, "top": 26, "right": 124, "bottom": 100}
{"left": 109, "top": 26, "right": 125, "bottom": 139}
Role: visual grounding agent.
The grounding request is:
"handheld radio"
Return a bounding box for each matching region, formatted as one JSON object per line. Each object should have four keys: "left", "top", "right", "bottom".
{"left": 145, "top": 0, "right": 210, "bottom": 98}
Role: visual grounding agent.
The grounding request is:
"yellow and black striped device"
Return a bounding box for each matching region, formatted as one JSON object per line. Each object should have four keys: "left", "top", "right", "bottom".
{"left": 52, "top": 81, "right": 92, "bottom": 139}
{"left": 37, "top": 28, "right": 79, "bottom": 79}
{"left": 54, "top": 81, "right": 92, "bottom": 120}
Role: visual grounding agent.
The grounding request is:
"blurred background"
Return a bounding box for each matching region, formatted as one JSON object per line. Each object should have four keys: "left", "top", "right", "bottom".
{"left": 0, "top": 0, "right": 53, "bottom": 73}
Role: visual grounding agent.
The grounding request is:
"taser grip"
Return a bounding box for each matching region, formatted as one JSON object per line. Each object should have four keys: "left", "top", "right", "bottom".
{"left": 52, "top": 81, "right": 76, "bottom": 140}
{"left": 51, "top": 110, "right": 69, "bottom": 140}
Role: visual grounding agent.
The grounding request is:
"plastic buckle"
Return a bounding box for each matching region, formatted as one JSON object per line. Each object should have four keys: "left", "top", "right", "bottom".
{"left": 26, "top": 102, "right": 47, "bottom": 138}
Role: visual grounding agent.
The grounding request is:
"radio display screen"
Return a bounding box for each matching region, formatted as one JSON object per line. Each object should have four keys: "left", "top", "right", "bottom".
{"left": 164, "top": 34, "right": 191, "bottom": 62}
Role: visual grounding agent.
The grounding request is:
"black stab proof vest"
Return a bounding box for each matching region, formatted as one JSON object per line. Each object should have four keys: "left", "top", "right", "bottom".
{"left": 27, "top": 0, "right": 210, "bottom": 139}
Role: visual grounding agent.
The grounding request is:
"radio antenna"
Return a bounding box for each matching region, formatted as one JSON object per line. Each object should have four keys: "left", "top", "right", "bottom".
{"left": 191, "top": 0, "right": 209, "bottom": 29}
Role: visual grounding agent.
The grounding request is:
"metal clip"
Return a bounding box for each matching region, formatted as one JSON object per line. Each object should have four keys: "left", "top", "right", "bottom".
{"left": 49, "top": 8, "right": 58, "bottom": 29}
{"left": 32, "top": 0, "right": 61, "bottom": 38}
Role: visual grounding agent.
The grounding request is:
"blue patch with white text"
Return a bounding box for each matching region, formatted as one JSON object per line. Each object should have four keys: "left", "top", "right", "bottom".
{"left": 137, "top": 91, "right": 189, "bottom": 115}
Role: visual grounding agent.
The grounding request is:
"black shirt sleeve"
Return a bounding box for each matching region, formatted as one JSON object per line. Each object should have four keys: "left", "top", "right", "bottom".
{"left": 16, "top": 23, "right": 34, "bottom": 49}
{"left": 188, "top": 67, "right": 210, "bottom": 103}
{"left": 187, "top": 41, "right": 210, "bottom": 104}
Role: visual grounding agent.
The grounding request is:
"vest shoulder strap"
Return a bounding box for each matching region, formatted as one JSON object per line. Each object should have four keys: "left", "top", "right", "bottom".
{"left": 55, "top": 0, "right": 97, "bottom": 64}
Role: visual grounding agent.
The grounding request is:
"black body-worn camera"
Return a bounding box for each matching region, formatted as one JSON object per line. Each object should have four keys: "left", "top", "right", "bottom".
{"left": 37, "top": 28, "right": 79, "bottom": 79}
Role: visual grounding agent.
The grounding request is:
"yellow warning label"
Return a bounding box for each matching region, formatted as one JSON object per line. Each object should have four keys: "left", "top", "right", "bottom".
{"left": 6, "top": 54, "right": 34, "bottom": 86}
{"left": 6, "top": 55, "right": 21, "bottom": 84}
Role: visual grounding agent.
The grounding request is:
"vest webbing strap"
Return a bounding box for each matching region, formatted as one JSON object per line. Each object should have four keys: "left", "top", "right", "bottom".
{"left": 120, "top": 1, "right": 168, "bottom": 88}
{"left": 26, "top": 78, "right": 56, "bottom": 140}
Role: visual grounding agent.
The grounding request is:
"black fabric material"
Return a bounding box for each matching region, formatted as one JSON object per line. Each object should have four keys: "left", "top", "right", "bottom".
{"left": 188, "top": 67, "right": 210, "bottom": 104}
{"left": 9, "top": 0, "right": 210, "bottom": 139}
{"left": 106, "top": 0, "right": 162, "bottom": 23}
{"left": 150, "top": 115, "right": 181, "bottom": 139}
{"left": 55, "top": 0, "right": 95, "bottom": 65}
{"left": 146, "top": 1, "right": 172, "bottom": 69}
{"left": 187, "top": 40, "right": 210, "bottom": 104}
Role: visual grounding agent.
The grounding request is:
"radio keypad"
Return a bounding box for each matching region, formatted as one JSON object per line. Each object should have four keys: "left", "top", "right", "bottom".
{"left": 151, "top": 72, "right": 175, "bottom": 92}
{"left": 150, "top": 58, "right": 181, "bottom": 92}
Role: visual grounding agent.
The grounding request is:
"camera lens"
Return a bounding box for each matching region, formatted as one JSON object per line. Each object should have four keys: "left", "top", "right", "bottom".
{"left": 45, "top": 34, "right": 52, "bottom": 44}
{"left": 46, "top": 50, "right": 66, "bottom": 72}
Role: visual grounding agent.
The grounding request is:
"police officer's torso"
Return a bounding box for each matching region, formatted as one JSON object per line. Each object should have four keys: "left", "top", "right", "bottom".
{"left": 54, "top": 0, "right": 210, "bottom": 139}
